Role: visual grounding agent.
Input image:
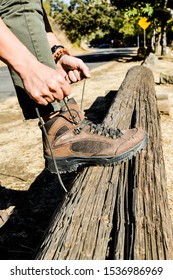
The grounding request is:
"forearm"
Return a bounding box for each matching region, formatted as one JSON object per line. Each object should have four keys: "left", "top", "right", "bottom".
{"left": 0, "top": 18, "right": 37, "bottom": 77}
{"left": 46, "top": 32, "right": 62, "bottom": 49}
{"left": 42, "top": 4, "right": 62, "bottom": 48}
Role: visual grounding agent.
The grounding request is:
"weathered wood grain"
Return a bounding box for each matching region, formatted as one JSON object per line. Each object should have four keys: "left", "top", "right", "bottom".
{"left": 35, "top": 65, "right": 173, "bottom": 260}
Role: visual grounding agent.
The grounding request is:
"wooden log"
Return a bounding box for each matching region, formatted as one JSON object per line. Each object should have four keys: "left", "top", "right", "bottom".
{"left": 35, "top": 65, "right": 173, "bottom": 260}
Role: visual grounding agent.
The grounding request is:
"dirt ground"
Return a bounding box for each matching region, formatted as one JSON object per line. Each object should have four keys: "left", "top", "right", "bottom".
{"left": 0, "top": 55, "right": 173, "bottom": 259}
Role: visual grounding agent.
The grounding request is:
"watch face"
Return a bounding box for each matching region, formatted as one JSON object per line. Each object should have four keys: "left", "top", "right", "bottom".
{"left": 51, "top": 45, "right": 65, "bottom": 54}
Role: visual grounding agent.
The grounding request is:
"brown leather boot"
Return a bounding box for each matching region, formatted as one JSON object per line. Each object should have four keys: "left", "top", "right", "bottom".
{"left": 41, "top": 98, "right": 148, "bottom": 173}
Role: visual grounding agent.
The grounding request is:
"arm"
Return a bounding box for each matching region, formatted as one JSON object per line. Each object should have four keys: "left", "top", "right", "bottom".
{"left": 0, "top": 18, "right": 36, "bottom": 74}
{"left": 42, "top": 5, "right": 91, "bottom": 83}
{"left": 0, "top": 18, "right": 71, "bottom": 105}
{"left": 42, "top": 5, "right": 62, "bottom": 47}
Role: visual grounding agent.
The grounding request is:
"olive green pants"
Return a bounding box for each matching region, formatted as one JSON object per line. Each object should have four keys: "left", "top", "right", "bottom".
{"left": 0, "top": 0, "right": 59, "bottom": 119}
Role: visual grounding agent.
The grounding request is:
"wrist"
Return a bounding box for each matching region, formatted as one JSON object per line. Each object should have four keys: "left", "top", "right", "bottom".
{"left": 51, "top": 45, "right": 70, "bottom": 63}
{"left": 13, "top": 49, "right": 38, "bottom": 79}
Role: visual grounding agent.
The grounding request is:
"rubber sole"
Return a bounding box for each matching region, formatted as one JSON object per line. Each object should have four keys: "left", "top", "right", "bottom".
{"left": 45, "top": 133, "right": 148, "bottom": 174}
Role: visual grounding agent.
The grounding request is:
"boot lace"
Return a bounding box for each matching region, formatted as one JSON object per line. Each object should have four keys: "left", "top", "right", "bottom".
{"left": 74, "top": 118, "right": 123, "bottom": 139}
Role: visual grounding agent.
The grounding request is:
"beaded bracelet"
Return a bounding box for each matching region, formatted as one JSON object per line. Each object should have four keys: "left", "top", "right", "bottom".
{"left": 51, "top": 45, "right": 70, "bottom": 63}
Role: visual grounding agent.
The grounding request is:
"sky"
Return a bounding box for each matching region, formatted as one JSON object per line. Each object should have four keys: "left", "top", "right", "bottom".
{"left": 63, "top": 0, "right": 70, "bottom": 4}
{"left": 43, "top": 0, "right": 71, "bottom": 5}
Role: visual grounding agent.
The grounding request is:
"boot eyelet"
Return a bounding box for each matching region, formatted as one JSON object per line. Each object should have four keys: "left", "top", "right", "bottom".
{"left": 74, "top": 127, "right": 82, "bottom": 134}
{"left": 69, "top": 115, "right": 75, "bottom": 120}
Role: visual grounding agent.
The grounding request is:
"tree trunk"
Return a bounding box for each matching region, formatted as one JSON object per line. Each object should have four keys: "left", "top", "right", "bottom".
{"left": 35, "top": 66, "right": 173, "bottom": 260}
{"left": 161, "top": 0, "right": 168, "bottom": 56}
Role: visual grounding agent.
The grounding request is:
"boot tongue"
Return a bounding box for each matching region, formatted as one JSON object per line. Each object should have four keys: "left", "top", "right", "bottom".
{"left": 59, "top": 98, "right": 85, "bottom": 124}
{"left": 60, "top": 98, "right": 76, "bottom": 112}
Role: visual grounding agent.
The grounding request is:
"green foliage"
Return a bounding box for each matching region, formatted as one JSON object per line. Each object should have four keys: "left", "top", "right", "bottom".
{"left": 52, "top": 0, "right": 122, "bottom": 44}
{"left": 114, "top": 2, "right": 171, "bottom": 38}
{"left": 43, "top": 0, "right": 51, "bottom": 15}
{"left": 119, "top": 14, "right": 137, "bottom": 37}
{"left": 111, "top": 0, "right": 172, "bottom": 25}
{"left": 48, "top": 0, "right": 173, "bottom": 49}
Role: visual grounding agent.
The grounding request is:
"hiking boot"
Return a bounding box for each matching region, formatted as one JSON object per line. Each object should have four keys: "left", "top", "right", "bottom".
{"left": 41, "top": 99, "right": 148, "bottom": 173}
{"left": 41, "top": 98, "right": 84, "bottom": 138}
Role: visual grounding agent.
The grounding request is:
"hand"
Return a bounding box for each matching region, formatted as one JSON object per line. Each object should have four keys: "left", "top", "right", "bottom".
{"left": 20, "top": 59, "right": 71, "bottom": 105}
{"left": 57, "top": 54, "right": 90, "bottom": 84}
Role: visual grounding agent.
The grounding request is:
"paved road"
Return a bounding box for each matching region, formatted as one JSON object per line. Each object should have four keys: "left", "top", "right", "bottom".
{"left": 0, "top": 66, "right": 15, "bottom": 100}
{"left": 77, "top": 47, "right": 138, "bottom": 69}
{"left": 0, "top": 47, "right": 138, "bottom": 100}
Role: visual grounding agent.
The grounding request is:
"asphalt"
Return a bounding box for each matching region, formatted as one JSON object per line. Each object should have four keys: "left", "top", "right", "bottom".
{"left": 0, "top": 67, "right": 15, "bottom": 99}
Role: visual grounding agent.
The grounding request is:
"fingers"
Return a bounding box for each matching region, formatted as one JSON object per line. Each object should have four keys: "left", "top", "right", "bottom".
{"left": 34, "top": 95, "right": 49, "bottom": 106}
{"left": 48, "top": 78, "right": 71, "bottom": 100}
{"left": 59, "top": 55, "right": 91, "bottom": 81}
{"left": 68, "top": 69, "right": 81, "bottom": 83}
{"left": 41, "top": 87, "right": 55, "bottom": 103}
{"left": 27, "top": 76, "right": 71, "bottom": 106}
{"left": 23, "top": 57, "right": 90, "bottom": 107}
{"left": 42, "top": 81, "right": 71, "bottom": 104}
{"left": 66, "top": 67, "right": 90, "bottom": 84}
{"left": 77, "top": 59, "right": 91, "bottom": 79}
{"left": 51, "top": 85, "right": 70, "bottom": 101}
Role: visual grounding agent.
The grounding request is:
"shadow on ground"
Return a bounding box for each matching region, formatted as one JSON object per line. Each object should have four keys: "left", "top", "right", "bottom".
{"left": 77, "top": 52, "right": 142, "bottom": 69}
{"left": 0, "top": 170, "right": 77, "bottom": 260}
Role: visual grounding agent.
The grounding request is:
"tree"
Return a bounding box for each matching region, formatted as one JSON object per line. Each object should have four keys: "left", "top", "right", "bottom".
{"left": 111, "top": 0, "right": 173, "bottom": 55}
{"left": 52, "top": 0, "right": 122, "bottom": 46}
{"left": 49, "top": 0, "right": 173, "bottom": 52}
{"left": 43, "top": 0, "right": 51, "bottom": 15}
{"left": 118, "top": 4, "right": 153, "bottom": 48}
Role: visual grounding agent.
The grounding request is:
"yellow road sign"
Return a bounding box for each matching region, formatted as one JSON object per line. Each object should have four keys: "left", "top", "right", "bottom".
{"left": 138, "top": 17, "right": 151, "bottom": 30}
